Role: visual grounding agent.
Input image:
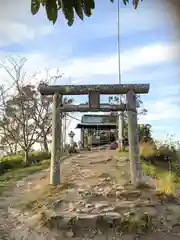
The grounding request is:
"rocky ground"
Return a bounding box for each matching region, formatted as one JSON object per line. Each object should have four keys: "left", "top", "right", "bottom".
{"left": 1, "top": 149, "right": 180, "bottom": 239}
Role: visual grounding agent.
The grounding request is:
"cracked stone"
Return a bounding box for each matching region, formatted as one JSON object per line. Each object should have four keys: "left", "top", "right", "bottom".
{"left": 117, "top": 190, "right": 141, "bottom": 199}
{"left": 100, "top": 207, "right": 116, "bottom": 213}
{"left": 77, "top": 207, "right": 93, "bottom": 213}
{"left": 95, "top": 202, "right": 109, "bottom": 209}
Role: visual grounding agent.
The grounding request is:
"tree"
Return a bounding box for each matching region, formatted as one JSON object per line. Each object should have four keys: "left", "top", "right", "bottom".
{"left": 0, "top": 85, "right": 40, "bottom": 164}
{"left": 28, "top": 70, "right": 74, "bottom": 153}
{"left": 108, "top": 95, "right": 147, "bottom": 118}
{"left": 31, "top": 0, "right": 143, "bottom": 26}
{"left": 0, "top": 58, "right": 74, "bottom": 163}
{"left": 0, "top": 86, "right": 17, "bottom": 155}
{"left": 31, "top": 70, "right": 61, "bottom": 153}
{"left": 138, "top": 124, "right": 152, "bottom": 142}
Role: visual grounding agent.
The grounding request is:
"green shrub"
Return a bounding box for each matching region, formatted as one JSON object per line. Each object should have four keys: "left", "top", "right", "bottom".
{"left": 28, "top": 151, "right": 51, "bottom": 162}
{"left": 141, "top": 163, "right": 157, "bottom": 177}
{"left": 157, "top": 144, "right": 176, "bottom": 161}
{"left": 0, "top": 151, "right": 51, "bottom": 175}
{"left": 0, "top": 154, "right": 23, "bottom": 168}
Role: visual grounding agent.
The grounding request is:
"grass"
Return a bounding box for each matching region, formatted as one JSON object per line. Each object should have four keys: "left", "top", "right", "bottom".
{"left": 0, "top": 151, "right": 71, "bottom": 195}
{"left": 155, "top": 173, "right": 176, "bottom": 197}
{"left": 116, "top": 149, "right": 179, "bottom": 198}
{"left": 0, "top": 160, "right": 50, "bottom": 194}
{"left": 141, "top": 161, "right": 166, "bottom": 178}
{"left": 120, "top": 212, "right": 154, "bottom": 233}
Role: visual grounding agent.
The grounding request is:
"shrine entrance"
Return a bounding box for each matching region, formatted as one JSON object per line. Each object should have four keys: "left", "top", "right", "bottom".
{"left": 38, "top": 83, "right": 150, "bottom": 186}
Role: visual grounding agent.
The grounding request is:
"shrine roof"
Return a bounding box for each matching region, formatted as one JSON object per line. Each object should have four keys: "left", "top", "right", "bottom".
{"left": 76, "top": 123, "right": 117, "bottom": 129}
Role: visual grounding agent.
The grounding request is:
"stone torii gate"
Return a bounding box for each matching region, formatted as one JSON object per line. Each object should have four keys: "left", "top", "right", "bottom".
{"left": 38, "top": 83, "right": 150, "bottom": 186}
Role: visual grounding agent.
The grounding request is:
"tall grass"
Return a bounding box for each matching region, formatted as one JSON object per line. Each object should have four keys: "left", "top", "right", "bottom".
{"left": 155, "top": 173, "right": 176, "bottom": 197}
{"left": 140, "top": 136, "right": 180, "bottom": 197}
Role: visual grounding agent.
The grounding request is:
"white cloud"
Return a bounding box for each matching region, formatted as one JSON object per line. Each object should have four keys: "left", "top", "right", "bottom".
{"left": 0, "top": 21, "right": 52, "bottom": 47}
{"left": 139, "top": 98, "right": 180, "bottom": 122}
{"left": 59, "top": 43, "right": 177, "bottom": 79}
{"left": 0, "top": 42, "right": 175, "bottom": 85}
{"left": 0, "top": 0, "right": 53, "bottom": 47}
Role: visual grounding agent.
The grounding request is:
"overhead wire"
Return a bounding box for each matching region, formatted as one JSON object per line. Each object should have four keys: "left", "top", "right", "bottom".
{"left": 66, "top": 113, "right": 105, "bottom": 124}
{"left": 117, "top": 0, "right": 122, "bottom": 90}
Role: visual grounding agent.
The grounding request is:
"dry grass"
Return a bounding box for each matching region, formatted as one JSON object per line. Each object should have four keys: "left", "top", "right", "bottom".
{"left": 155, "top": 173, "right": 176, "bottom": 198}
{"left": 120, "top": 212, "right": 154, "bottom": 233}
{"left": 116, "top": 147, "right": 128, "bottom": 153}
{"left": 140, "top": 142, "right": 157, "bottom": 159}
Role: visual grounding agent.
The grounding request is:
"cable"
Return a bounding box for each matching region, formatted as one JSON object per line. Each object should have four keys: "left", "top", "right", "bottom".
{"left": 117, "top": 0, "right": 122, "bottom": 101}
{"left": 66, "top": 113, "right": 107, "bottom": 124}
{"left": 66, "top": 113, "right": 82, "bottom": 122}
{"left": 117, "top": 0, "right": 125, "bottom": 147}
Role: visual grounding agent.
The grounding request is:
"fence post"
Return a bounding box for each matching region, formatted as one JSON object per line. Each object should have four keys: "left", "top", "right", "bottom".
{"left": 126, "top": 90, "right": 142, "bottom": 185}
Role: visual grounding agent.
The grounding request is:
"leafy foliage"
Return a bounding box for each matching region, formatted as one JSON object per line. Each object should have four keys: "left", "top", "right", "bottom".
{"left": 138, "top": 124, "right": 152, "bottom": 143}
{"left": 0, "top": 151, "right": 50, "bottom": 175}
{"left": 108, "top": 95, "right": 147, "bottom": 118}
{"left": 31, "top": 0, "right": 143, "bottom": 26}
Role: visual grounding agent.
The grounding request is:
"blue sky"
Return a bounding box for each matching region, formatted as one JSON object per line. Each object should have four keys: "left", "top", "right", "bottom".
{"left": 0, "top": 0, "right": 180, "bottom": 143}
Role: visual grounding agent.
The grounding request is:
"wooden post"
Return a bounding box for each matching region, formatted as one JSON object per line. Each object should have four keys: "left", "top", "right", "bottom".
{"left": 50, "top": 93, "right": 62, "bottom": 185}
{"left": 126, "top": 90, "right": 142, "bottom": 185}
{"left": 118, "top": 111, "right": 124, "bottom": 150}
{"left": 81, "top": 128, "right": 84, "bottom": 147}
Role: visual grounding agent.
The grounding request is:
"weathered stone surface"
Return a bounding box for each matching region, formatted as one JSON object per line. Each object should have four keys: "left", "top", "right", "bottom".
{"left": 52, "top": 199, "right": 64, "bottom": 209}
{"left": 38, "top": 83, "right": 150, "bottom": 95}
{"left": 95, "top": 202, "right": 109, "bottom": 209}
{"left": 77, "top": 207, "right": 93, "bottom": 213}
{"left": 116, "top": 189, "right": 141, "bottom": 199}
{"left": 100, "top": 207, "right": 116, "bottom": 213}
{"left": 113, "top": 184, "right": 125, "bottom": 191}
{"left": 44, "top": 215, "right": 73, "bottom": 230}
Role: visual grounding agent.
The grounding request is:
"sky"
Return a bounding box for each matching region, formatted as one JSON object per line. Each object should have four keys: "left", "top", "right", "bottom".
{"left": 0, "top": 0, "right": 180, "bottom": 144}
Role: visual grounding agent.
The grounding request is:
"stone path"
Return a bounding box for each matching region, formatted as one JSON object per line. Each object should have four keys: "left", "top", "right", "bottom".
{"left": 0, "top": 149, "right": 180, "bottom": 239}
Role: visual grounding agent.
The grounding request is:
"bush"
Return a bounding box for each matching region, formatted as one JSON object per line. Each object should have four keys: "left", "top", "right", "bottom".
{"left": 0, "top": 151, "right": 51, "bottom": 175}
{"left": 140, "top": 140, "right": 178, "bottom": 164}
{"left": 0, "top": 154, "right": 23, "bottom": 169}
{"left": 28, "top": 151, "right": 50, "bottom": 162}
{"left": 155, "top": 173, "right": 176, "bottom": 197}
{"left": 156, "top": 144, "right": 176, "bottom": 162}
{"left": 141, "top": 163, "right": 157, "bottom": 177}
{"left": 140, "top": 142, "right": 157, "bottom": 163}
